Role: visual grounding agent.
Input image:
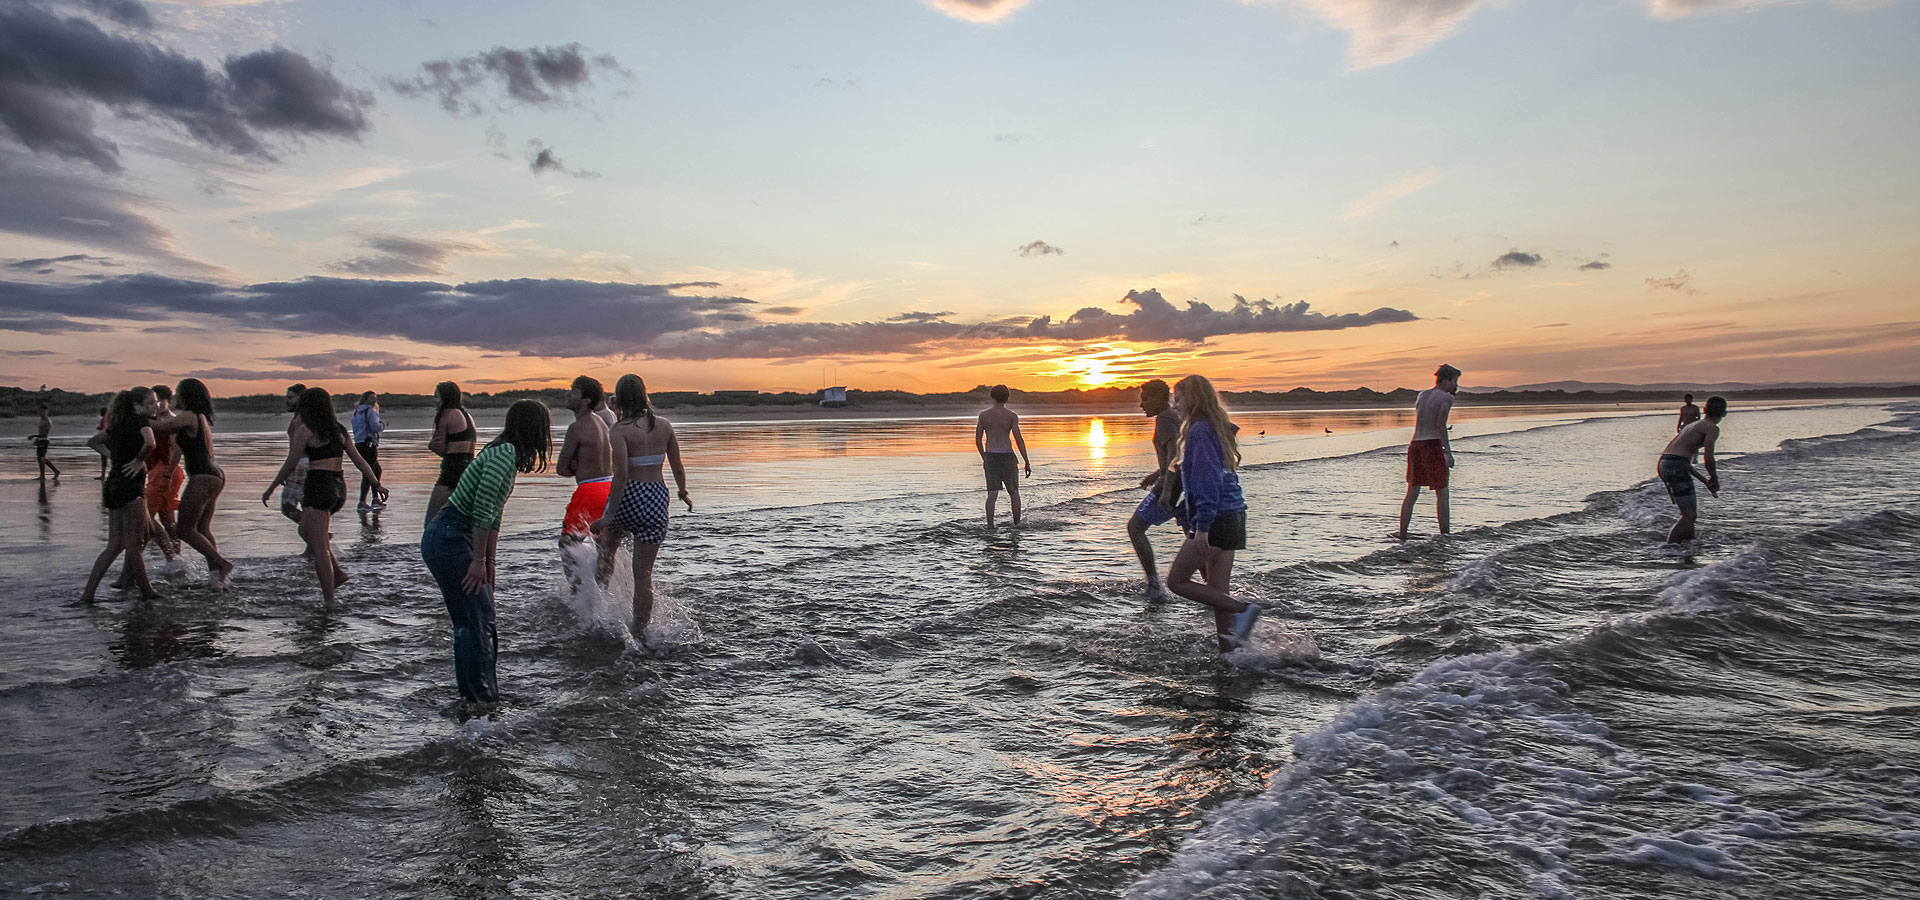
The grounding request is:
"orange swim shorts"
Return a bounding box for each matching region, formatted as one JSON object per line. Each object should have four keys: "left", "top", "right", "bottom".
{"left": 563, "top": 477, "right": 612, "bottom": 538}
{"left": 145, "top": 464, "right": 184, "bottom": 513}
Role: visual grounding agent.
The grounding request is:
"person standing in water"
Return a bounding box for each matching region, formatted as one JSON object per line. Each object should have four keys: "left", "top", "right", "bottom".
{"left": 351, "top": 391, "right": 387, "bottom": 513}
{"left": 93, "top": 405, "right": 109, "bottom": 480}
{"left": 140, "top": 384, "right": 183, "bottom": 566}
{"left": 1676, "top": 393, "right": 1701, "bottom": 433}
{"left": 1126, "top": 379, "right": 1181, "bottom": 598}
{"left": 1164, "top": 375, "right": 1260, "bottom": 652}
{"left": 425, "top": 381, "right": 477, "bottom": 527}
{"left": 161, "top": 378, "right": 234, "bottom": 585}
{"left": 264, "top": 387, "right": 386, "bottom": 605}
{"left": 278, "top": 384, "right": 308, "bottom": 526}
{"left": 974, "top": 384, "right": 1031, "bottom": 528}
{"left": 592, "top": 375, "right": 691, "bottom": 640}
{"left": 556, "top": 376, "right": 613, "bottom": 549}
{"left": 591, "top": 391, "right": 617, "bottom": 431}
{"left": 82, "top": 388, "right": 157, "bottom": 602}
{"left": 1659, "top": 395, "right": 1725, "bottom": 544}
{"left": 33, "top": 403, "right": 59, "bottom": 480}
{"left": 1397, "top": 364, "right": 1460, "bottom": 541}
{"left": 421, "top": 399, "right": 552, "bottom": 711}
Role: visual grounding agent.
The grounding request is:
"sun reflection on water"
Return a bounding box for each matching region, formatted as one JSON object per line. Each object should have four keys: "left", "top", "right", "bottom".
{"left": 1087, "top": 418, "right": 1108, "bottom": 464}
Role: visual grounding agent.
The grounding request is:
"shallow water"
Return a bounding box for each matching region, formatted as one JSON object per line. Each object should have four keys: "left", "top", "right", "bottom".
{"left": 1, "top": 401, "right": 1914, "bottom": 898}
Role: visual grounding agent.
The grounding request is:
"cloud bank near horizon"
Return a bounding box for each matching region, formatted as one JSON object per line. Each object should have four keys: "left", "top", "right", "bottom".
{"left": 0, "top": 276, "right": 1418, "bottom": 362}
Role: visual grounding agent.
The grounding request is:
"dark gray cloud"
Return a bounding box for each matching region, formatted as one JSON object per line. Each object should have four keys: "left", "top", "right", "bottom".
{"left": 328, "top": 235, "right": 480, "bottom": 277}
{"left": 267, "top": 349, "right": 459, "bottom": 375}
{"left": 4, "top": 252, "right": 115, "bottom": 273}
{"left": 1492, "top": 249, "right": 1544, "bottom": 269}
{"left": 1578, "top": 260, "right": 1612, "bottom": 271}
{"left": 75, "top": 358, "right": 114, "bottom": 365}
{"left": 0, "top": 276, "right": 1416, "bottom": 360}
{"left": 526, "top": 139, "right": 598, "bottom": 178}
{"left": 388, "top": 44, "right": 627, "bottom": 116}
{"left": 0, "top": 313, "right": 109, "bottom": 333}
{"left": 888, "top": 311, "right": 955, "bottom": 323}
{"left": 0, "top": 3, "right": 371, "bottom": 171}
{"left": 1, "top": 348, "right": 56, "bottom": 355}
{"left": 0, "top": 155, "right": 205, "bottom": 265}
{"left": 763, "top": 305, "right": 806, "bottom": 316}
{"left": 1646, "top": 270, "right": 1700, "bottom": 294}
{"left": 1016, "top": 240, "right": 1063, "bottom": 257}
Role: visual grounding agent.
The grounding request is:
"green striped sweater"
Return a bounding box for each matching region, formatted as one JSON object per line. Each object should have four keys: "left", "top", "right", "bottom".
{"left": 447, "top": 443, "right": 519, "bottom": 530}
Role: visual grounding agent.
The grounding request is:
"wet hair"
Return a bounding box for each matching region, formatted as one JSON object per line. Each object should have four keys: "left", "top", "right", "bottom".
{"left": 1435, "top": 364, "right": 1461, "bottom": 383}
{"left": 110, "top": 386, "right": 155, "bottom": 429}
{"left": 1684, "top": 393, "right": 1694, "bottom": 401}
{"left": 1705, "top": 396, "right": 1728, "bottom": 419}
{"left": 295, "top": 387, "right": 344, "bottom": 446}
{"left": 487, "top": 399, "right": 553, "bottom": 474}
{"left": 1139, "top": 379, "right": 1170, "bottom": 402}
{"left": 151, "top": 384, "right": 172, "bottom": 402}
{"left": 571, "top": 375, "right": 604, "bottom": 408}
{"left": 1173, "top": 374, "right": 1240, "bottom": 471}
{"left": 174, "top": 378, "right": 215, "bottom": 423}
{"left": 613, "top": 374, "right": 656, "bottom": 431}
{"left": 433, "top": 381, "right": 465, "bottom": 413}
{"left": 990, "top": 384, "right": 1010, "bottom": 403}
{"left": 285, "top": 383, "right": 306, "bottom": 396}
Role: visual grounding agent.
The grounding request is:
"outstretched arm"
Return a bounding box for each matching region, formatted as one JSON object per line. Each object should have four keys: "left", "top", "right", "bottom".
{"left": 667, "top": 429, "right": 691, "bottom": 511}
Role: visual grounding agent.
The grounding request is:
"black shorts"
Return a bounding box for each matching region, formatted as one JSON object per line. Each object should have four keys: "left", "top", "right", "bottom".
{"left": 303, "top": 469, "right": 347, "bottom": 514}
{"left": 33, "top": 437, "right": 49, "bottom": 458}
{"left": 1207, "top": 511, "right": 1247, "bottom": 551}
{"left": 103, "top": 475, "right": 144, "bottom": 510}
{"left": 983, "top": 452, "right": 1019, "bottom": 491}
{"left": 437, "top": 453, "right": 471, "bottom": 489}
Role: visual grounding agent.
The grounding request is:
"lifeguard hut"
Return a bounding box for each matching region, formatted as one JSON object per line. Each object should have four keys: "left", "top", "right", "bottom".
{"left": 820, "top": 386, "right": 848, "bottom": 408}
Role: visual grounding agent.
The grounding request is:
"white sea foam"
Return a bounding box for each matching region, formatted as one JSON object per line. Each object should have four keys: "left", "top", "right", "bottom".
{"left": 556, "top": 540, "right": 704, "bottom": 651}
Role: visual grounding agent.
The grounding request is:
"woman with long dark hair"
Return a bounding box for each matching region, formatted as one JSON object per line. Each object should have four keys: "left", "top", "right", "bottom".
{"left": 1165, "top": 374, "right": 1259, "bottom": 652}
{"left": 425, "top": 381, "right": 478, "bottom": 526}
{"left": 420, "top": 399, "right": 551, "bottom": 708}
{"left": 82, "top": 388, "right": 158, "bottom": 602}
{"left": 592, "top": 374, "right": 691, "bottom": 641}
{"left": 160, "top": 378, "right": 234, "bottom": 585}
{"left": 263, "top": 387, "right": 386, "bottom": 604}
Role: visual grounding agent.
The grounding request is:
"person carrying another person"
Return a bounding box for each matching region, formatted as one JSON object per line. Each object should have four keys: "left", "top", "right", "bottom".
{"left": 974, "top": 384, "right": 1031, "bottom": 528}
{"left": 1397, "top": 364, "right": 1460, "bottom": 541}
{"left": 1659, "top": 395, "right": 1726, "bottom": 544}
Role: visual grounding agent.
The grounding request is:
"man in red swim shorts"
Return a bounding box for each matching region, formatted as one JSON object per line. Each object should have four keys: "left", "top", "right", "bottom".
{"left": 557, "top": 375, "right": 613, "bottom": 544}
{"left": 1397, "top": 364, "right": 1460, "bottom": 540}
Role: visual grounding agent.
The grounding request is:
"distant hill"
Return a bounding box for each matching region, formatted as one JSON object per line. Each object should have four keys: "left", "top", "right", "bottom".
{"left": 1474, "top": 380, "right": 1917, "bottom": 394}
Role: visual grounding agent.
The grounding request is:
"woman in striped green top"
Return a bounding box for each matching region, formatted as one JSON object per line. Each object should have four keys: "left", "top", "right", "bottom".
{"left": 420, "top": 400, "right": 552, "bottom": 709}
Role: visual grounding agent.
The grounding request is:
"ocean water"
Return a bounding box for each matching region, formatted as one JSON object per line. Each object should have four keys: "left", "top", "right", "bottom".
{"left": 1, "top": 401, "right": 1915, "bottom": 899}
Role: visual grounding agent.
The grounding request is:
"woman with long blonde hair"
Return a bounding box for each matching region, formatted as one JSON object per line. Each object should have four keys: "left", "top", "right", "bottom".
{"left": 1166, "top": 374, "right": 1259, "bottom": 651}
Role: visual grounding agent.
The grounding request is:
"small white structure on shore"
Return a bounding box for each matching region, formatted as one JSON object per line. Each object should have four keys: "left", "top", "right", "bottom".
{"left": 820, "top": 386, "right": 848, "bottom": 407}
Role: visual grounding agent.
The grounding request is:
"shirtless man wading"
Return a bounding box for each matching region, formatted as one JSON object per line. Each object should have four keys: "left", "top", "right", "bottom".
{"left": 1659, "top": 395, "right": 1726, "bottom": 544}
{"left": 557, "top": 375, "right": 614, "bottom": 547}
{"left": 1397, "top": 364, "right": 1460, "bottom": 541}
{"left": 974, "top": 384, "right": 1031, "bottom": 528}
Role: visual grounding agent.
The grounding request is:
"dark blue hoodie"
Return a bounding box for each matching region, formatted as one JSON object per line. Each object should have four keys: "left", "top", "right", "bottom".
{"left": 1178, "top": 419, "right": 1245, "bottom": 533}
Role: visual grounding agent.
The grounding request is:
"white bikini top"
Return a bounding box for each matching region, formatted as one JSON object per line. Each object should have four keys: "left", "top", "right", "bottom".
{"left": 628, "top": 453, "right": 665, "bottom": 466}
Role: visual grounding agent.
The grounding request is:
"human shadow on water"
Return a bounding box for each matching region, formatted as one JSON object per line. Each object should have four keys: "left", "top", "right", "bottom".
{"left": 108, "top": 598, "right": 225, "bottom": 669}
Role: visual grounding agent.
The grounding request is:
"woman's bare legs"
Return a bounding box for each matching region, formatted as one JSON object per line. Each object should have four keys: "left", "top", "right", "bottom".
{"left": 1167, "top": 538, "right": 1244, "bottom": 651}
{"left": 630, "top": 541, "right": 660, "bottom": 640}
{"left": 177, "top": 474, "right": 233, "bottom": 583}
{"left": 83, "top": 501, "right": 154, "bottom": 601}
{"left": 300, "top": 507, "right": 346, "bottom": 604}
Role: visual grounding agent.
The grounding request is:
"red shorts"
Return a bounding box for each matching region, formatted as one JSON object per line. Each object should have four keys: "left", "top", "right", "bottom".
{"left": 145, "top": 464, "right": 184, "bottom": 513}
{"left": 1407, "top": 439, "right": 1449, "bottom": 489}
{"left": 563, "top": 478, "right": 612, "bottom": 538}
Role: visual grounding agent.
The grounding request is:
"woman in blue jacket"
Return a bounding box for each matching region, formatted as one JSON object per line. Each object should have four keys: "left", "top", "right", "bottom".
{"left": 1167, "top": 375, "right": 1261, "bottom": 651}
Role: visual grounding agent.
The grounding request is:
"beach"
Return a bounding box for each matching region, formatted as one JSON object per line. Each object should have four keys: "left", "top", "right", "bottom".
{"left": 2, "top": 400, "right": 1915, "bottom": 898}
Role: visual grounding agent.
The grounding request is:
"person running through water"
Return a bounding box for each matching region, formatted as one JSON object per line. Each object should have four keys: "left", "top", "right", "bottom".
{"left": 32, "top": 403, "right": 59, "bottom": 480}
{"left": 278, "top": 384, "right": 308, "bottom": 526}
{"left": 557, "top": 376, "right": 613, "bottom": 553}
{"left": 1164, "top": 375, "right": 1259, "bottom": 652}
{"left": 263, "top": 387, "right": 386, "bottom": 605}
{"left": 139, "top": 384, "right": 183, "bottom": 568}
{"left": 351, "top": 391, "right": 387, "bottom": 513}
{"left": 1397, "top": 364, "right": 1460, "bottom": 541}
{"left": 592, "top": 375, "right": 692, "bottom": 641}
{"left": 974, "top": 384, "right": 1031, "bottom": 528}
{"left": 81, "top": 388, "right": 157, "bottom": 602}
{"left": 1659, "top": 395, "right": 1725, "bottom": 544}
{"left": 161, "top": 378, "right": 234, "bottom": 585}
{"left": 1126, "top": 379, "right": 1181, "bottom": 599}
{"left": 425, "top": 381, "right": 477, "bottom": 527}
{"left": 421, "top": 399, "right": 552, "bottom": 713}
{"left": 1676, "top": 393, "right": 1701, "bottom": 433}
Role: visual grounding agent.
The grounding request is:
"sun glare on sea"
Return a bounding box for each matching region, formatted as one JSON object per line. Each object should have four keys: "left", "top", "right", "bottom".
{"left": 1087, "top": 418, "right": 1108, "bottom": 461}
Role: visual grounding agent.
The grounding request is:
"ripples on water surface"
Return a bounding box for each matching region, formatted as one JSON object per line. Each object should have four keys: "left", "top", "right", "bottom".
{"left": 2, "top": 402, "right": 1916, "bottom": 898}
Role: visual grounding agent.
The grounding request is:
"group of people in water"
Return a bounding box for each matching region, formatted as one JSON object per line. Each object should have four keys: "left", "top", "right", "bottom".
{"left": 42, "top": 365, "right": 1727, "bottom": 706}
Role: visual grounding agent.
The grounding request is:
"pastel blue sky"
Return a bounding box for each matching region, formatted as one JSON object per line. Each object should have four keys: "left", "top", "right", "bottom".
{"left": 1, "top": 0, "right": 1915, "bottom": 394}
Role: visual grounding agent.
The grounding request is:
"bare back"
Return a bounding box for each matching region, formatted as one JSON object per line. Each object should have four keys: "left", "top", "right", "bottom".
{"left": 560, "top": 413, "right": 611, "bottom": 481}
{"left": 1412, "top": 388, "right": 1454, "bottom": 441}
{"left": 976, "top": 406, "right": 1019, "bottom": 452}
{"left": 37, "top": 412, "right": 51, "bottom": 439}
{"left": 1663, "top": 419, "right": 1719, "bottom": 460}
{"left": 613, "top": 416, "right": 676, "bottom": 482}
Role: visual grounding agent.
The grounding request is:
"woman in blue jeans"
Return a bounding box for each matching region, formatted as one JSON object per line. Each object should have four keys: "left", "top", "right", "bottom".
{"left": 421, "top": 399, "right": 551, "bottom": 708}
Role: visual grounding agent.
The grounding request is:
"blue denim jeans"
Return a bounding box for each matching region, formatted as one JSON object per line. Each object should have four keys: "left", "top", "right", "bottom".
{"left": 421, "top": 506, "right": 498, "bottom": 703}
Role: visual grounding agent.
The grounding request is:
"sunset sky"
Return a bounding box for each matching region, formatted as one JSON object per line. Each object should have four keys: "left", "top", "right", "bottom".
{"left": 1, "top": 0, "right": 1915, "bottom": 395}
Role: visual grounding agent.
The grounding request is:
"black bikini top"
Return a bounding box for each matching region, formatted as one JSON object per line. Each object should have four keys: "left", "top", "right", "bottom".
{"left": 306, "top": 433, "right": 344, "bottom": 461}
{"left": 446, "top": 410, "right": 476, "bottom": 444}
